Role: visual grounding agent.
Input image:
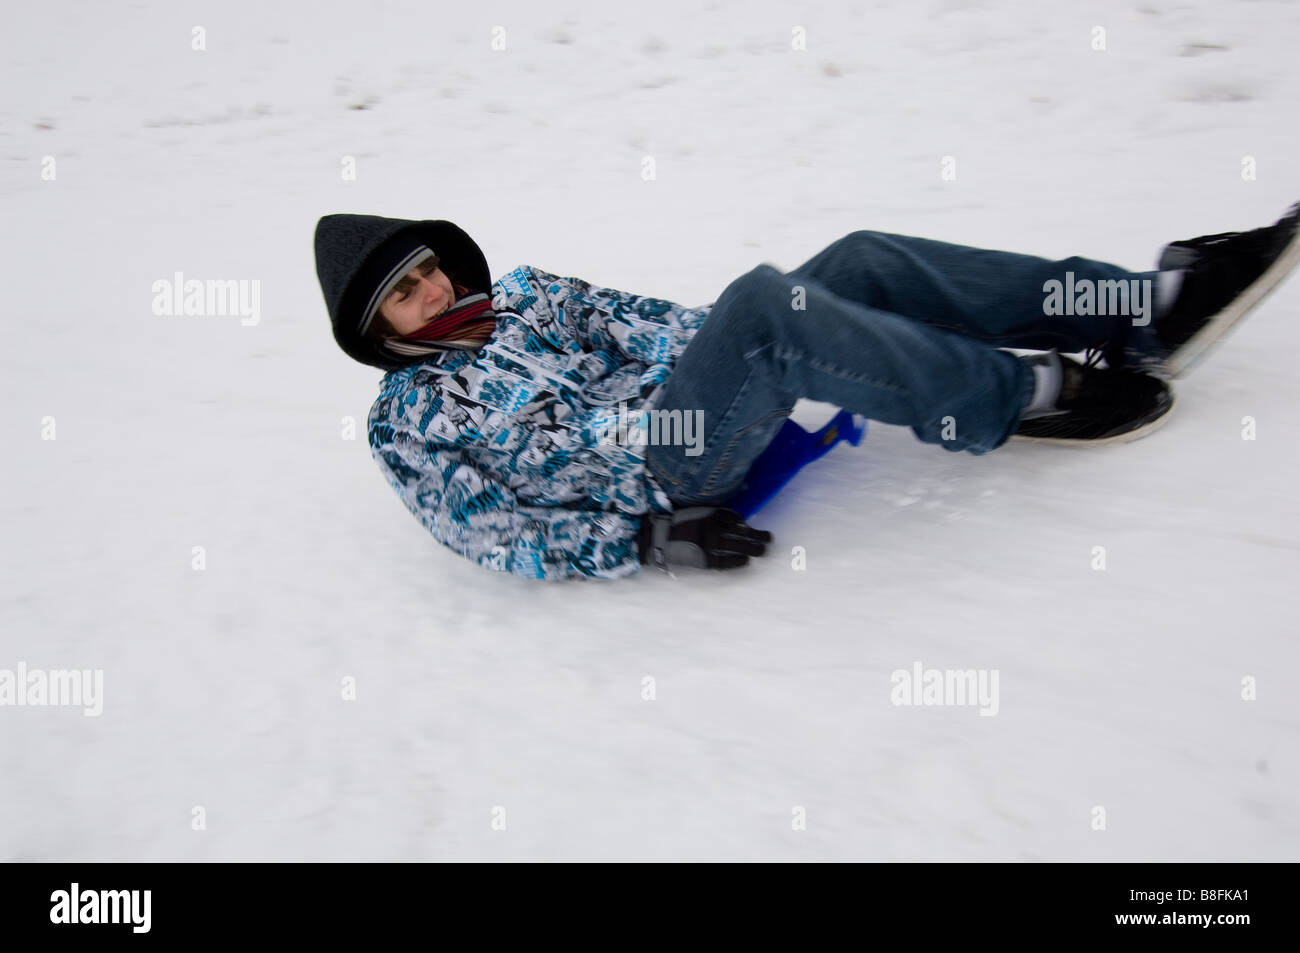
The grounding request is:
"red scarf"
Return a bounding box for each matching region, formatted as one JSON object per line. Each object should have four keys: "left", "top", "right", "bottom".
{"left": 389, "top": 284, "right": 497, "bottom": 355}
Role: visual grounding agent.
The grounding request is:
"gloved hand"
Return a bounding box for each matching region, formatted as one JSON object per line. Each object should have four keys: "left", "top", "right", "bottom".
{"left": 637, "top": 507, "right": 772, "bottom": 575}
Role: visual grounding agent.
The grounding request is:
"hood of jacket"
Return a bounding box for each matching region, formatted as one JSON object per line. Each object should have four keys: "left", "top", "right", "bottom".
{"left": 313, "top": 213, "right": 492, "bottom": 371}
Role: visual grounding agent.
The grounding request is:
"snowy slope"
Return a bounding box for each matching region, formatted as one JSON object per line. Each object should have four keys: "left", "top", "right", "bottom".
{"left": 2, "top": 0, "right": 1297, "bottom": 861}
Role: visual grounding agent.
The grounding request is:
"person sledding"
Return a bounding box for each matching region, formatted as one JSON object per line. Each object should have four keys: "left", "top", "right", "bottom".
{"left": 313, "top": 201, "right": 1300, "bottom": 579}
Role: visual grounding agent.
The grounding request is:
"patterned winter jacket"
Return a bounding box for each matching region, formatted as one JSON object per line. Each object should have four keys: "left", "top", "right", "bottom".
{"left": 367, "top": 265, "right": 710, "bottom": 580}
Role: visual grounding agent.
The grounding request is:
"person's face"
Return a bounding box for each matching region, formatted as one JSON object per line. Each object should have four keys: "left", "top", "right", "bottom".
{"left": 378, "top": 257, "right": 456, "bottom": 335}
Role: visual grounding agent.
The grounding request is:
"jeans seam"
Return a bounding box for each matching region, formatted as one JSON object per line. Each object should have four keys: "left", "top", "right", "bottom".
{"left": 696, "top": 340, "right": 781, "bottom": 496}
{"left": 772, "top": 343, "right": 909, "bottom": 396}
{"left": 657, "top": 368, "right": 757, "bottom": 495}
{"left": 926, "top": 321, "right": 1116, "bottom": 354}
{"left": 698, "top": 404, "right": 793, "bottom": 496}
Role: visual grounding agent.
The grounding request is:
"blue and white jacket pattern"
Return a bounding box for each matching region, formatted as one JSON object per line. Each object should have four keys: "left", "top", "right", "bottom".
{"left": 366, "top": 265, "right": 710, "bottom": 580}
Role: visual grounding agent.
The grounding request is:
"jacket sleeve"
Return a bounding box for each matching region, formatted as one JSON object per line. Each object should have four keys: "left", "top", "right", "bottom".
{"left": 369, "top": 418, "right": 646, "bottom": 582}
{"left": 521, "top": 265, "right": 708, "bottom": 367}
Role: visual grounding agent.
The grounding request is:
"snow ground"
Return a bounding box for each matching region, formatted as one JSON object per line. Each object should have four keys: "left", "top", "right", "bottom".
{"left": 2, "top": 0, "right": 1298, "bottom": 861}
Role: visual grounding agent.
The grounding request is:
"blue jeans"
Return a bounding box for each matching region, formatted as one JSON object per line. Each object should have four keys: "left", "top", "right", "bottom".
{"left": 644, "top": 229, "right": 1164, "bottom": 506}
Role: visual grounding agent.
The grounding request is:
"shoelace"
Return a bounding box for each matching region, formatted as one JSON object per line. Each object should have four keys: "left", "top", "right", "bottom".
{"left": 1083, "top": 346, "right": 1105, "bottom": 369}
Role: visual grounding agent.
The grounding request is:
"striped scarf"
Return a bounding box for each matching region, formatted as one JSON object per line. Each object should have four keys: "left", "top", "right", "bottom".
{"left": 381, "top": 288, "right": 498, "bottom": 361}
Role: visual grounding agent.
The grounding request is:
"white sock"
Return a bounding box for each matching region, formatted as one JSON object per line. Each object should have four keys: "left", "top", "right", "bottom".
{"left": 1156, "top": 269, "right": 1185, "bottom": 316}
{"left": 1021, "top": 350, "right": 1065, "bottom": 419}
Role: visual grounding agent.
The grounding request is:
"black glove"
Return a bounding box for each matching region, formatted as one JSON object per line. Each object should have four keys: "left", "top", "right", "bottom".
{"left": 637, "top": 507, "right": 772, "bottom": 574}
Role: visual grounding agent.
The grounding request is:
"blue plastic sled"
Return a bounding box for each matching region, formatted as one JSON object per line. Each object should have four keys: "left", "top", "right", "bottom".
{"left": 720, "top": 410, "right": 866, "bottom": 520}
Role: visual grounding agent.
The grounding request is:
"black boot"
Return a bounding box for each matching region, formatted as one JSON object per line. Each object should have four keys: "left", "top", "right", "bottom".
{"left": 1154, "top": 200, "right": 1300, "bottom": 376}
{"left": 1013, "top": 351, "right": 1174, "bottom": 444}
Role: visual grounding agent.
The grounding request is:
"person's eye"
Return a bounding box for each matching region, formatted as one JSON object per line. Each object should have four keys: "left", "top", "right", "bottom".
{"left": 393, "top": 289, "right": 410, "bottom": 301}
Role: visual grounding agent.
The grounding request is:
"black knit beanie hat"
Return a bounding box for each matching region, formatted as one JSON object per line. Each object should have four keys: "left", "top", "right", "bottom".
{"left": 314, "top": 213, "right": 492, "bottom": 371}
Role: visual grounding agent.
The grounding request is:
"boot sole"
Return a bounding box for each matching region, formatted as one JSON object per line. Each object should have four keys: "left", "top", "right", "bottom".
{"left": 1010, "top": 390, "right": 1176, "bottom": 445}
{"left": 1163, "top": 222, "right": 1300, "bottom": 378}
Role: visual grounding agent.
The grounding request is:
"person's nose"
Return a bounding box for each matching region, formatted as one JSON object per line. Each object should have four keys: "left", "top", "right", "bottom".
{"left": 418, "top": 276, "right": 440, "bottom": 301}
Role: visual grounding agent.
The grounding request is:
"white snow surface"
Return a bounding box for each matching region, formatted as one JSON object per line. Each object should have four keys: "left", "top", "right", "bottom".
{"left": 2, "top": 0, "right": 1298, "bottom": 861}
